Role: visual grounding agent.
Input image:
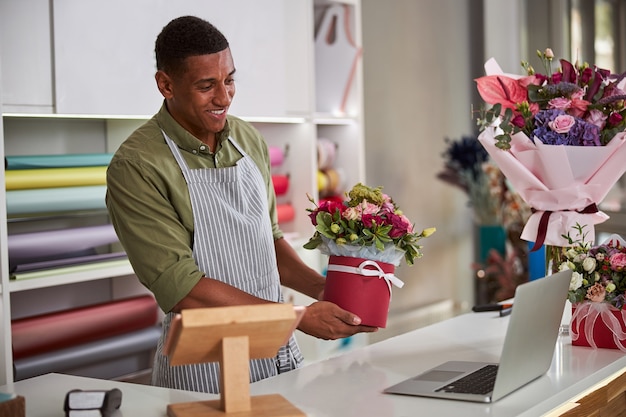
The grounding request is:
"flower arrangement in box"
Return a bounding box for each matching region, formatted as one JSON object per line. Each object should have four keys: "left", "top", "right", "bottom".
{"left": 474, "top": 48, "right": 626, "bottom": 255}
{"left": 304, "top": 183, "right": 436, "bottom": 327}
{"left": 558, "top": 224, "right": 626, "bottom": 351}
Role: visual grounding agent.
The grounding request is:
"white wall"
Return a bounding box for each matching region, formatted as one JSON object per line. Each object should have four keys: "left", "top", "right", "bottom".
{"left": 360, "top": 0, "right": 528, "bottom": 341}
{"left": 361, "top": 0, "right": 476, "bottom": 340}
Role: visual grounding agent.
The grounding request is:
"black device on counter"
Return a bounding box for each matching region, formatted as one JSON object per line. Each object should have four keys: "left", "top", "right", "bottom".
{"left": 63, "top": 388, "right": 122, "bottom": 417}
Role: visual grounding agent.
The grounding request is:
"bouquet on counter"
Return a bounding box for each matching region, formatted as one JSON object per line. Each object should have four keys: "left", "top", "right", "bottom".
{"left": 562, "top": 225, "right": 626, "bottom": 308}
{"left": 475, "top": 48, "right": 626, "bottom": 251}
{"left": 558, "top": 225, "right": 626, "bottom": 351}
{"left": 304, "top": 183, "right": 436, "bottom": 327}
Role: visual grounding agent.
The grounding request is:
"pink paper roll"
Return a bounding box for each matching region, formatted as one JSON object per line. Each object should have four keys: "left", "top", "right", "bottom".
{"left": 277, "top": 204, "right": 295, "bottom": 223}
{"left": 269, "top": 146, "right": 285, "bottom": 167}
{"left": 272, "top": 175, "right": 290, "bottom": 196}
{"left": 317, "top": 138, "right": 337, "bottom": 170}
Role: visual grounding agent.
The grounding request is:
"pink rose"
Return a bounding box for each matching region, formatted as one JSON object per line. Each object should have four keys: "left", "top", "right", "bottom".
{"left": 609, "top": 252, "right": 626, "bottom": 271}
{"left": 586, "top": 283, "right": 606, "bottom": 303}
{"left": 548, "top": 97, "right": 571, "bottom": 110}
{"left": 585, "top": 109, "right": 607, "bottom": 130}
{"left": 548, "top": 114, "right": 576, "bottom": 133}
{"left": 569, "top": 98, "right": 590, "bottom": 118}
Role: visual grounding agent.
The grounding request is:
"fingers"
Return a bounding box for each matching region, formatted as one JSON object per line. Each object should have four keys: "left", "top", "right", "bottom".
{"left": 297, "top": 301, "right": 379, "bottom": 340}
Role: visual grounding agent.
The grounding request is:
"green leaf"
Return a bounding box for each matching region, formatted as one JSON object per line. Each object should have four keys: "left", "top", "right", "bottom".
{"left": 303, "top": 234, "right": 322, "bottom": 250}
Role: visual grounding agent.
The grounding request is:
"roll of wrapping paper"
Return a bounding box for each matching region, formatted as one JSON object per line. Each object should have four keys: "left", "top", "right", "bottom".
{"left": 5, "top": 153, "right": 113, "bottom": 170}
{"left": 272, "top": 175, "right": 290, "bottom": 196}
{"left": 6, "top": 185, "right": 107, "bottom": 215}
{"left": 268, "top": 146, "right": 285, "bottom": 167}
{"left": 8, "top": 224, "right": 120, "bottom": 265}
{"left": 13, "top": 326, "right": 162, "bottom": 381}
{"left": 5, "top": 166, "right": 107, "bottom": 190}
{"left": 277, "top": 204, "right": 295, "bottom": 223}
{"left": 324, "top": 168, "right": 344, "bottom": 194}
{"left": 317, "top": 138, "right": 337, "bottom": 170}
{"left": 11, "top": 295, "right": 158, "bottom": 360}
{"left": 11, "top": 251, "right": 127, "bottom": 274}
{"left": 317, "top": 170, "right": 329, "bottom": 192}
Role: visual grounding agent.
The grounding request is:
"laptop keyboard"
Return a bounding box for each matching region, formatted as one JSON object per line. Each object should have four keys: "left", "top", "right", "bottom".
{"left": 435, "top": 364, "right": 498, "bottom": 395}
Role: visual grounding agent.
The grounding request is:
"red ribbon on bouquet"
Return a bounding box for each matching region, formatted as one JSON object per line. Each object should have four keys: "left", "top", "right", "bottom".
{"left": 530, "top": 203, "right": 600, "bottom": 252}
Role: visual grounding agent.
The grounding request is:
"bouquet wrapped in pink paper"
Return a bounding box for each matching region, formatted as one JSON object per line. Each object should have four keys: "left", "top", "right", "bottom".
{"left": 475, "top": 49, "right": 626, "bottom": 250}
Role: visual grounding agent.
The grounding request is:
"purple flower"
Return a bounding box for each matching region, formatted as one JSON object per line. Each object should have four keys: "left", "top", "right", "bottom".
{"left": 532, "top": 109, "right": 601, "bottom": 146}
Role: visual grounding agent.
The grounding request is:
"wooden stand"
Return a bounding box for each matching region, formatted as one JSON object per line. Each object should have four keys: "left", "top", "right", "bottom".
{"left": 164, "top": 304, "right": 306, "bottom": 417}
{"left": 0, "top": 395, "right": 25, "bottom": 417}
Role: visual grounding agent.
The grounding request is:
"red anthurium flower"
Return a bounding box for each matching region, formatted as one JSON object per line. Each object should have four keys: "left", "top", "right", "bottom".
{"left": 475, "top": 75, "right": 529, "bottom": 110}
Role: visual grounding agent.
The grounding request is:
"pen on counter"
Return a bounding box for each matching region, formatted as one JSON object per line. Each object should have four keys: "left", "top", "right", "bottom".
{"left": 472, "top": 303, "right": 513, "bottom": 312}
{"left": 499, "top": 307, "right": 513, "bottom": 317}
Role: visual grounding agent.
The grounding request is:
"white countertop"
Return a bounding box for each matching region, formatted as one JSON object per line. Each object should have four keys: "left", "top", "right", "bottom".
{"left": 2, "top": 306, "right": 625, "bottom": 417}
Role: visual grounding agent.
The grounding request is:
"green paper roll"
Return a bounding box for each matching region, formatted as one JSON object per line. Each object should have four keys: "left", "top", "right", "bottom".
{"left": 5, "top": 153, "right": 113, "bottom": 170}
{"left": 6, "top": 166, "right": 107, "bottom": 190}
{"left": 6, "top": 185, "right": 107, "bottom": 215}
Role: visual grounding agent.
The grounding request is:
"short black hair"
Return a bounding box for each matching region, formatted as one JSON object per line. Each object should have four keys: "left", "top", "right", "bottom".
{"left": 155, "top": 16, "right": 229, "bottom": 75}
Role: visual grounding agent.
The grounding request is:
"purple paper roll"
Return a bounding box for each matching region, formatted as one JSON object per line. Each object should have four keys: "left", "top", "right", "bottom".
{"left": 11, "top": 252, "right": 127, "bottom": 274}
{"left": 8, "top": 224, "right": 120, "bottom": 265}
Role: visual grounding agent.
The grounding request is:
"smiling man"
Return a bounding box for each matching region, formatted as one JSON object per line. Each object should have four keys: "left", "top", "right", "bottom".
{"left": 105, "top": 15, "right": 377, "bottom": 394}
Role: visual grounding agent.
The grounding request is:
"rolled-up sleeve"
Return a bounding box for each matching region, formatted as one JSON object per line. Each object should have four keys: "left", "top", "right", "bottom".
{"left": 106, "top": 157, "right": 203, "bottom": 313}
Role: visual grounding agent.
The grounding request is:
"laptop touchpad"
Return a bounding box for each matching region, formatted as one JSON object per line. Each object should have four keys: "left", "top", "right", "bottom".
{"left": 413, "top": 370, "right": 465, "bottom": 382}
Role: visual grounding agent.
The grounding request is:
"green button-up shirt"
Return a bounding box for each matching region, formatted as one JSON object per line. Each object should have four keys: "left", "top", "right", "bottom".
{"left": 106, "top": 104, "right": 282, "bottom": 312}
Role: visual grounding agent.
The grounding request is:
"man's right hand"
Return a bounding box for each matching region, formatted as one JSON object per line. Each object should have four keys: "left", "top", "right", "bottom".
{"left": 296, "top": 301, "right": 379, "bottom": 340}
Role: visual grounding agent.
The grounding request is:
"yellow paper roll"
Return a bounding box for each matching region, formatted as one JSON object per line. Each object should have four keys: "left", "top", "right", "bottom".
{"left": 317, "top": 170, "right": 329, "bottom": 192}
{"left": 5, "top": 166, "right": 107, "bottom": 190}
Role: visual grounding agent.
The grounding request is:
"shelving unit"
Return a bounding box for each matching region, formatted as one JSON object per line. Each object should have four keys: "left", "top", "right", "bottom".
{"left": 0, "top": 0, "right": 365, "bottom": 383}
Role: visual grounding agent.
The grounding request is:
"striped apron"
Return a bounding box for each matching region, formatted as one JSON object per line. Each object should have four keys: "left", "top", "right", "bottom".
{"left": 151, "top": 131, "right": 302, "bottom": 393}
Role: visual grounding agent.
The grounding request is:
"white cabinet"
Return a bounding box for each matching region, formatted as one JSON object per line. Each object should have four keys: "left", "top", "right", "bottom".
{"left": 0, "top": 0, "right": 365, "bottom": 383}
{"left": 0, "top": 0, "right": 54, "bottom": 113}
{"left": 52, "top": 0, "right": 311, "bottom": 118}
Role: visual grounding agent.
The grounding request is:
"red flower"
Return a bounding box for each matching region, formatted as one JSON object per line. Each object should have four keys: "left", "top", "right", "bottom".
{"left": 389, "top": 214, "right": 410, "bottom": 238}
{"left": 308, "top": 199, "right": 345, "bottom": 225}
{"left": 609, "top": 112, "right": 623, "bottom": 127}
{"left": 475, "top": 75, "right": 529, "bottom": 111}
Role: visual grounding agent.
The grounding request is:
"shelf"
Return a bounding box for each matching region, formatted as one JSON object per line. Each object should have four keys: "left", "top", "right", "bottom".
{"left": 2, "top": 112, "right": 309, "bottom": 125}
{"left": 5, "top": 259, "right": 134, "bottom": 294}
{"left": 313, "top": 115, "right": 360, "bottom": 125}
{"left": 2, "top": 112, "right": 152, "bottom": 120}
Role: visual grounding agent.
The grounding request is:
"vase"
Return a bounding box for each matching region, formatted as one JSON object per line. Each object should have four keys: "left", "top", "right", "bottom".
{"left": 474, "top": 224, "right": 507, "bottom": 304}
{"left": 526, "top": 241, "right": 546, "bottom": 280}
{"left": 570, "top": 302, "right": 626, "bottom": 352}
{"left": 323, "top": 255, "right": 398, "bottom": 328}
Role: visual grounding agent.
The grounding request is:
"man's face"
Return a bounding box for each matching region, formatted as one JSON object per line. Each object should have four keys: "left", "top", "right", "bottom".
{"left": 157, "top": 48, "right": 236, "bottom": 146}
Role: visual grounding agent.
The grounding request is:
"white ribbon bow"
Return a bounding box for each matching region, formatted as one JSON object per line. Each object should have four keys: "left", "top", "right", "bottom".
{"left": 326, "top": 259, "right": 405, "bottom": 298}
{"left": 571, "top": 302, "right": 626, "bottom": 352}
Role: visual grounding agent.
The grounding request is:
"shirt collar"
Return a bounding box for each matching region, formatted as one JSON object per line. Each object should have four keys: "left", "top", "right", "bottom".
{"left": 155, "top": 102, "right": 231, "bottom": 155}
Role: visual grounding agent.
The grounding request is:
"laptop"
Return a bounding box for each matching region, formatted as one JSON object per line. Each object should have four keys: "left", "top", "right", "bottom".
{"left": 383, "top": 269, "right": 572, "bottom": 403}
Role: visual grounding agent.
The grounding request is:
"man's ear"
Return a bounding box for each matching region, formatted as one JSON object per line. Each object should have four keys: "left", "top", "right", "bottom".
{"left": 155, "top": 70, "right": 174, "bottom": 99}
